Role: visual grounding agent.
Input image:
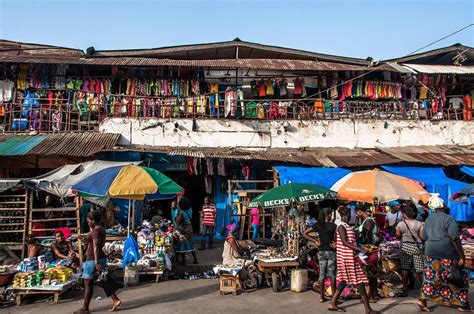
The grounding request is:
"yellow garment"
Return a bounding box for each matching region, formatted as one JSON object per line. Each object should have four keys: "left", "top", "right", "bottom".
{"left": 187, "top": 97, "right": 194, "bottom": 113}
{"left": 265, "top": 80, "right": 274, "bottom": 96}
{"left": 210, "top": 82, "right": 219, "bottom": 93}
{"left": 419, "top": 86, "right": 428, "bottom": 99}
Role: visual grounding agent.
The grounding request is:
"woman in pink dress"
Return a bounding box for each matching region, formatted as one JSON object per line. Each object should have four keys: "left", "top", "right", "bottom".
{"left": 328, "top": 207, "right": 379, "bottom": 313}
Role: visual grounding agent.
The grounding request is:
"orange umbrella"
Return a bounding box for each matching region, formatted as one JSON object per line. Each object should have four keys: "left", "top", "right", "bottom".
{"left": 331, "top": 169, "right": 431, "bottom": 203}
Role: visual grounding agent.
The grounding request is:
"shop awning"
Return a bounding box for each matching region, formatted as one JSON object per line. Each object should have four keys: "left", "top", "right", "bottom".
{"left": 25, "top": 160, "right": 141, "bottom": 199}
{"left": 401, "top": 64, "right": 474, "bottom": 74}
{"left": 0, "top": 135, "right": 46, "bottom": 156}
{"left": 0, "top": 133, "right": 120, "bottom": 157}
{"left": 274, "top": 166, "right": 352, "bottom": 189}
{"left": 0, "top": 179, "right": 22, "bottom": 192}
{"left": 382, "top": 166, "right": 474, "bottom": 222}
{"left": 461, "top": 166, "right": 474, "bottom": 177}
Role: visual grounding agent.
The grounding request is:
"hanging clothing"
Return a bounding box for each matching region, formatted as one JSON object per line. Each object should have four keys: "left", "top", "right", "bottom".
{"left": 419, "top": 86, "right": 428, "bottom": 100}
{"left": 206, "top": 159, "right": 214, "bottom": 176}
{"left": 217, "top": 159, "right": 226, "bottom": 176}
{"left": 204, "top": 176, "right": 213, "bottom": 194}
{"left": 250, "top": 80, "right": 258, "bottom": 98}
{"left": 293, "top": 78, "right": 304, "bottom": 96}
{"left": 265, "top": 80, "right": 274, "bottom": 96}
{"left": 224, "top": 87, "right": 236, "bottom": 117}
{"left": 236, "top": 89, "right": 244, "bottom": 117}
{"left": 257, "top": 80, "right": 266, "bottom": 97}
{"left": 279, "top": 79, "right": 288, "bottom": 97}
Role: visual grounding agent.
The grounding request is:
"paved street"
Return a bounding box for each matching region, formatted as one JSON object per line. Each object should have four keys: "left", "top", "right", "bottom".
{"left": 2, "top": 278, "right": 472, "bottom": 314}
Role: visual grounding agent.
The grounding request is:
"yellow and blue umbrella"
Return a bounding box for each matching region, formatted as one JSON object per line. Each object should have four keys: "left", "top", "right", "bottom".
{"left": 72, "top": 164, "right": 182, "bottom": 200}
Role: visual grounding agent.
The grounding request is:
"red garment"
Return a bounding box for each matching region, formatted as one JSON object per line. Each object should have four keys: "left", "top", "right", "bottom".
{"left": 242, "top": 163, "right": 251, "bottom": 180}
{"left": 257, "top": 80, "right": 266, "bottom": 97}
{"left": 336, "top": 222, "right": 369, "bottom": 285}
{"left": 464, "top": 96, "right": 472, "bottom": 121}
{"left": 202, "top": 204, "right": 216, "bottom": 226}
{"left": 293, "top": 78, "right": 303, "bottom": 95}
{"left": 187, "top": 157, "right": 195, "bottom": 175}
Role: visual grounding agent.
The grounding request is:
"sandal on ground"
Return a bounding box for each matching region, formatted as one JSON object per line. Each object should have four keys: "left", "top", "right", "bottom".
{"left": 417, "top": 301, "right": 432, "bottom": 312}
{"left": 398, "top": 291, "right": 409, "bottom": 297}
{"left": 73, "top": 309, "right": 90, "bottom": 314}
{"left": 328, "top": 305, "right": 346, "bottom": 312}
{"left": 457, "top": 307, "right": 472, "bottom": 312}
{"left": 109, "top": 300, "right": 122, "bottom": 312}
{"left": 192, "top": 261, "right": 199, "bottom": 264}
{"left": 319, "top": 296, "right": 326, "bottom": 303}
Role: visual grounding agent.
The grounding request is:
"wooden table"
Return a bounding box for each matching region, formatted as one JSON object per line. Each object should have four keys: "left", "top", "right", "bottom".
{"left": 8, "top": 280, "right": 76, "bottom": 306}
{"left": 139, "top": 270, "right": 164, "bottom": 283}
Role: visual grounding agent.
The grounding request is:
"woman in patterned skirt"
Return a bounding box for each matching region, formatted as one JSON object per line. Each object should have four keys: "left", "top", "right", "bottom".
{"left": 328, "top": 207, "right": 379, "bottom": 313}
{"left": 418, "top": 206, "right": 471, "bottom": 312}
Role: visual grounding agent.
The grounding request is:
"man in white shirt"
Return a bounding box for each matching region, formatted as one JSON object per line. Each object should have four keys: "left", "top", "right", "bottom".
{"left": 385, "top": 200, "right": 402, "bottom": 236}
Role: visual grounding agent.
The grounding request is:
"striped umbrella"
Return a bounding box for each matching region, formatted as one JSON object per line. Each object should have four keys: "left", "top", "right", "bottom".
{"left": 331, "top": 169, "right": 431, "bottom": 203}
{"left": 72, "top": 164, "right": 182, "bottom": 200}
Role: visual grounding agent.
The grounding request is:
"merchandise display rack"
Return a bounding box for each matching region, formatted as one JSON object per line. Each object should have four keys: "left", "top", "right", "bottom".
{"left": 0, "top": 188, "right": 28, "bottom": 259}
{"left": 28, "top": 194, "right": 83, "bottom": 264}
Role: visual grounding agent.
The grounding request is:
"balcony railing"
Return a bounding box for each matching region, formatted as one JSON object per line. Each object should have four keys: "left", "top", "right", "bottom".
{"left": 0, "top": 95, "right": 472, "bottom": 133}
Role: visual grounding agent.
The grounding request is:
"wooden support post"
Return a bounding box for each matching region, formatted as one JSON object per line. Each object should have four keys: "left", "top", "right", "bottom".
{"left": 76, "top": 197, "right": 83, "bottom": 265}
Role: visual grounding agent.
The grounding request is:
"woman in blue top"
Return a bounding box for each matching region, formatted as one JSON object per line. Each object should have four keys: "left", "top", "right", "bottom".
{"left": 174, "top": 197, "right": 198, "bottom": 265}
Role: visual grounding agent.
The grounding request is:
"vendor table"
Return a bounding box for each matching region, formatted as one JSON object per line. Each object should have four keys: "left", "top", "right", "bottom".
{"left": 8, "top": 279, "right": 76, "bottom": 306}
{"left": 106, "top": 235, "right": 126, "bottom": 241}
{"left": 139, "top": 270, "right": 164, "bottom": 283}
{"left": 255, "top": 259, "right": 299, "bottom": 292}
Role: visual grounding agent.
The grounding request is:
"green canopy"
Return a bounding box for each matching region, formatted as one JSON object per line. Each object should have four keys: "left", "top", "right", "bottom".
{"left": 249, "top": 183, "right": 337, "bottom": 209}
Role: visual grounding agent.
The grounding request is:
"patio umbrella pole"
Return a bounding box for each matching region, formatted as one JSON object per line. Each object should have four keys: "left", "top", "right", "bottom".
{"left": 127, "top": 198, "right": 131, "bottom": 235}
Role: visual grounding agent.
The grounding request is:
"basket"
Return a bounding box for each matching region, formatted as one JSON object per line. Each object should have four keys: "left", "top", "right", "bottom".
{"left": 0, "top": 271, "right": 15, "bottom": 287}
{"left": 382, "top": 259, "right": 400, "bottom": 271}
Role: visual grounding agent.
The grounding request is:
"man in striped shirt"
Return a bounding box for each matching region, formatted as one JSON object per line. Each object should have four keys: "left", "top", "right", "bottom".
{"left": 200, "top": 196, "right": 216, "bottom": 250}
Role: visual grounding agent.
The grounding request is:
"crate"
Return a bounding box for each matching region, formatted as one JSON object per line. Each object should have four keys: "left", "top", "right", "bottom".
{"left": 219, "top": 274, "right": 242, "bottom": 296}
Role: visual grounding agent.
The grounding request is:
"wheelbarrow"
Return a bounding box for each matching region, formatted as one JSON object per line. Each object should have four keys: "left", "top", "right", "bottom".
{"left": 256, "top": 260, "right": 299, "bottom": 292}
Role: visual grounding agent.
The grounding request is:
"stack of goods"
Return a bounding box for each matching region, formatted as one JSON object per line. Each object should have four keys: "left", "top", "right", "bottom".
{"left": 18, "top": 257, "right": 38, "bottom": 272}
{"left": 106, "top": 224, "right": 127, "bottom": 237}
{"left": 136, "top": 219, "right": 174, "bottom": 272}
{"left": 44, "top": 266, "right": 73, "bottom": 283}
{"left": 379, "top": 241, "right": 401, "bottom": 260}
{"left": 103, "top": 241, "right": 125, "bottom": 266}
{"left": 13, "top": 273, "right": 29, "bottom": 288}
{"left": 13, "top": 266, "right": 73, "bottom": 288}
{"left": 13, "top": 271, "right": 43, "bottom": 287}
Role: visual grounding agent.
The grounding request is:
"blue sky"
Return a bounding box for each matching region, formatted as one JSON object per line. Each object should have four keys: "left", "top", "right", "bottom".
{"left": 1, "top": 0, "right": 473, "bottom": 60}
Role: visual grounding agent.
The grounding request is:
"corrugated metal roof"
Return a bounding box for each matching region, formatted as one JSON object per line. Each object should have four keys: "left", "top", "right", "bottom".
{"left": 401, "top": 64, "right": 474, "bottom": 74}
{"left": 90, "top": 39, "right": 370, "bottom": 65}
{"left": 106, "top": 145, "right": 401, "bottom": 167}
{"left": 0, "top": 135, "right": 46, "bottom": 156}
{"left": 377, "top": 145, "right": 474, "bottom": 166}
{"left": 0, "top": 133, "right": 120, "bottom": 157}
{"left": 0, "top": 55, "right": 394, "bottom": 72}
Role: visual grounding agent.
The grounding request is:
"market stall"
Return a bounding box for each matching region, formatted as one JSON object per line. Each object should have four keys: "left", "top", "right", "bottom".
{"left": 72, "top": 164, "right": 183, "bottom": 285}
{"left": 248, "top": 183, "right": 337, "bottom": 292}
{"left": 8, "top": 264, "right": 76, "bottom": 305}
{"left": 136, "top": 219, "right": 174, "bottom": 282}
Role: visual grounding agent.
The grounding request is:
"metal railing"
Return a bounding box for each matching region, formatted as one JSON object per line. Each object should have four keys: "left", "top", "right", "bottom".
{"left": 1, "top": 95, "right": 472, "bottom": 133}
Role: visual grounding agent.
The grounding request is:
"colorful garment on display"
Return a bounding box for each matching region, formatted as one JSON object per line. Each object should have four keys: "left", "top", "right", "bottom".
{"left": 339, "top": 80, "right": 402, "bottom": 100}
